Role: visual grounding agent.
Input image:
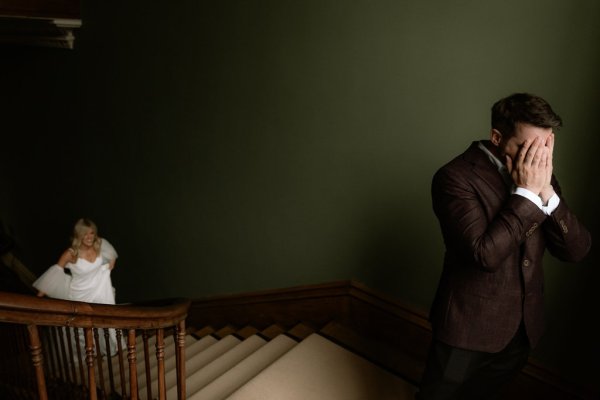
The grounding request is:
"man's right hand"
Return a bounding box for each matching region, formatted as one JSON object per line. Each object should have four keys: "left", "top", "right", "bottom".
{"left": 505, "top": 136, "right": 551, "bottom": 196}
{"left": 540, "top": 133, "right": 556, "bottom": 203}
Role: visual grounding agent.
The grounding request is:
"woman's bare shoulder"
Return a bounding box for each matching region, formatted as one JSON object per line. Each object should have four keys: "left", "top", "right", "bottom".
{"left": 57, "top": 248, "right": 76, "bottom": 266}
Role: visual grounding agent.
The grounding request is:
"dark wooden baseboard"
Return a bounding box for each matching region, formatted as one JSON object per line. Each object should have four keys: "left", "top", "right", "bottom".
{"left": 188, "top": 280, "right": 597, "bottom": 400}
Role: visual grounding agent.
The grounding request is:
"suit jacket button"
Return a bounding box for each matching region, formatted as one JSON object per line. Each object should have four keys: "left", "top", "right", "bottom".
{"left": 526, "top": 222, "right": 538, "bottom": 237}
{"left": 523, "top": 259, "right": 530, "bottom": 267}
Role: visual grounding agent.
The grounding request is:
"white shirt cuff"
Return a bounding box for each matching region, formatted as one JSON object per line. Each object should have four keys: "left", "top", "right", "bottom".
{"left": 542, "top": 193, "right": 560, "bottom": 215}
{"left": 514, "top": 187, "right": 543, "bottom": 208}
{"left": 513, "top": 187, "right": 560, "bottom": 215}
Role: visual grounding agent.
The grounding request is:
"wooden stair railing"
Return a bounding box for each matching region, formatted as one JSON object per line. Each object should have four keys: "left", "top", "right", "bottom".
{"left": 0, "top": 291, "right": 191, "bottom": 400}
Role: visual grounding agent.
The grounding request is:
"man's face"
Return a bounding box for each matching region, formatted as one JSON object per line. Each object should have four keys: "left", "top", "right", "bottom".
{"left": 494, "top": 122, "right": 553, "bottom": 163}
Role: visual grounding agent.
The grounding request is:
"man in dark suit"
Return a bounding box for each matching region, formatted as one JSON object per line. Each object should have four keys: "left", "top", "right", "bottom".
{"left": 417, "top": 93, "right": 591, "bottom": 399}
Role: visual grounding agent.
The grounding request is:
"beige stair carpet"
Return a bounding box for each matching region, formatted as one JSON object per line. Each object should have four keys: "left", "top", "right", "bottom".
{"left": 101, "top": 331, "right": 180, "bottom": 373}
{"left": 108, "top": 333, "right": 199, "bottom": 382}
{"left": 189, "top": 334, "right": 298, "bottom": 400}
{"left": 117, "top": 334, "right": 215, "bottom": 392}
{"left": 138, "top": 334, "right": 241, "bottom": 400}
{"left": 168, "top": 334, "right": 267, "bottom": 399}
{"left": 83, "top": 331, "right": 194, "bottom": 386}
{"left": 226, "top": 333, "right": 417, "bottom": 400}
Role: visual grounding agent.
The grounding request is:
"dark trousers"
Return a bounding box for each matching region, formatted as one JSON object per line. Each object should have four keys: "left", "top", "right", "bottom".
{"left": 416, "top": 325, "right": 530, "bottom": 400}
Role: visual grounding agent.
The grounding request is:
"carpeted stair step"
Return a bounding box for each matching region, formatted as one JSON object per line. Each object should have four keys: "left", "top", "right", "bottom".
{"left": 138, "top": 333, "right": 241, "bottom": 400}
{"left": 106, "top": 332, "right": 199, "bottom": 388}
{"left": 259, "top": 324, "right": 286, "bottom": 340}
{"left": 320, "top": 320, "right": 423, "bottom": 385}
{"left": 188, "top": 333, "right": 298, "bottom": 400}
{"left": 193, "top": 326, "right": 216, "bottom": 338}
{"left": 225, "top": 333, "right": 417, "bottom": 400}
{"left": 212, "top": 325, "right": 238, "bottom": 339}
{"left": 167, "top": 334, "right": 268, "bottom": 399}
{"left": 120, "top": 333, "right": 215, "bottom": 395}
{"left": 285, "top": 323, "right": 316, "bottom": 341}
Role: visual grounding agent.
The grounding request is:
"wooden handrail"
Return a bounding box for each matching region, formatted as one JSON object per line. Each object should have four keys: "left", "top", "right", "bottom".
{"left": 0, "top": 291, "right": 191, "bottom": 400}
{"left": 0, "top": 291, "right": 191, "bottom": 328}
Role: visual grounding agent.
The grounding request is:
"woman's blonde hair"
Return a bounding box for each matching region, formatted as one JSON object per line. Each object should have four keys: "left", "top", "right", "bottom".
{"left": 71, "top": 218, "right": 101, "bottom": 255}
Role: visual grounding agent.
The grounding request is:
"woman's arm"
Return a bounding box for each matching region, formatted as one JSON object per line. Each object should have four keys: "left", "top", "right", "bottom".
{"left": 100, "top": 238, "right": 118, "bottom": 270}
{"left": 36, "top": 249, "right": 74, "bottom": 297}
{"left": 57, "top": 248, "right": 76, "bottom": 267}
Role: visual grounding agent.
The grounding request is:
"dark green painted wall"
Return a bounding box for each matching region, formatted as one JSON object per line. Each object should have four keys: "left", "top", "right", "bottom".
{"left": 2, "top": 0, "right": 598, "bottom": 390}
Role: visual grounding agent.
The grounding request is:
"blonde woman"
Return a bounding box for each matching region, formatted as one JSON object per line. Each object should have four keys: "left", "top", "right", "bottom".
{"left": 34, "top": 218, "right": 118, "bottom": 303}
{"left": 33, "top": 218, "right": 120, "bottom": 354}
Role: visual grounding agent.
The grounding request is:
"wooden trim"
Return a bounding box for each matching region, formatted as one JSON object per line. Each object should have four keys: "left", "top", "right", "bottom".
{"left": 188, "top": 280, "right": 352, "bottom": 333}
{"left": 0, "top": 291, "right": 191, "bottom": 329}
{"left": 0, "top": 0, "right": 81, "bottom": 49}
{"left": 189, "top": 280, "right": 598, "bottom": 400}
{"left": 0, "top": 0, "right": 80, "bottom": 20}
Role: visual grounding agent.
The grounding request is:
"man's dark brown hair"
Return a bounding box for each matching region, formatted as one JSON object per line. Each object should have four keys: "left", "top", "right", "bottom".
{"left": 491, "top": 93, "right": 562, "bottom": 137}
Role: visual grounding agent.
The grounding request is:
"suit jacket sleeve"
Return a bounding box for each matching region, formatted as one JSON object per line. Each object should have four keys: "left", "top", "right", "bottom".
{"left": 432, "top": 167, "right": 590, "bottom": 272}
{"left": 542, "top": 178, "right": 591, "bottom": 262}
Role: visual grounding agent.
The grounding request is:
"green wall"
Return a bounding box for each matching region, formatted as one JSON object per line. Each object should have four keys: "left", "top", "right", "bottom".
{"left": 2, "top": 0, "right": 598, "bottom": 390}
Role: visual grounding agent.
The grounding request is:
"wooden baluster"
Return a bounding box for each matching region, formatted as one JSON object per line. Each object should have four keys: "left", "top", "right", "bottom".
{"left": 74, "top": 328, "right": 86, "bottom": 388}
{"left": 4, "top": 325, "right": 15, "bottom": 376}
{"left": 142, "top": 330, "right": 153, "bottom": 400}
{"left": 104, "top": 328, "right": 116, "bottom": 396}
{"left": 66, "top": 327, "right": 77, "bottom": 383}
{"left": 175, "top": 320, "right": 186, "bottom": 400}
{"left": 94, "top": 328, "right": 107, "bottom": 398}
{"left": 38, "top": 326, "right": 52, "bottom": 379}
{"left": 63, "top": 327, "right": 72, "bottom": 383}
{"left": 156, "top": 328, "right": 166, "bottom": 400}
{"left": 84, "top": 327, "right": 97, "bottom": 400}
{"left": 39, "top": 326, "right": 55, "bottom": 396}
{"left": 0, "top": 325, "right": 10, "bottom": 387}
{"left": 16, "top": 325, "right": 33, "bottom": 396}
{"left": 40, "top": 327, "right": 53, "bottom": 382}
{"left": 27, "top": 324, "right": 48, "bottom": 400}
{"left": 127, "top": 329, "right": 138, "bottom": 400}
{"left": 116, "top": 329, "right": 127, "bottom": 398}
{"left": 47, "top": 327, "right": 58, "bottom": 381}
{"left": 57, "top": 326, "right": 69, "bottom": 382}
{"left": 48, "top": 327, "right": 59, "bottom": 381}
{"left": 0, "top": 325, "right": 7, "bottom": 379}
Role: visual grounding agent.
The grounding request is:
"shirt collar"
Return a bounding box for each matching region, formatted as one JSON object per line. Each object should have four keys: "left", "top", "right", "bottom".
{"left": 477, "top": 141, "right": 505, "bottom": 172}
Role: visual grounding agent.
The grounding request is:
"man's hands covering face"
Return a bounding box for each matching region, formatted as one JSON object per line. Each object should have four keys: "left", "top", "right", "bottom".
{"left": 506, "top": 133, "right": 555, "bottom": 204}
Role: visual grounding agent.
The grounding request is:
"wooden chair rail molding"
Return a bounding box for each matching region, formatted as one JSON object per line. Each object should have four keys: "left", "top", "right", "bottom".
{"left": 188, "top": 280, "right": 597, "bottom": 400}
{"left": 0, "top": 292, "right": 191, "bottom": 400}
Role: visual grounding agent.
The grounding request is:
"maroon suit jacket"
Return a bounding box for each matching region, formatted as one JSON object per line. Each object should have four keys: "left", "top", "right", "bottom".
{"left": 430, "top": 141, "right": 591, "bottom": 352}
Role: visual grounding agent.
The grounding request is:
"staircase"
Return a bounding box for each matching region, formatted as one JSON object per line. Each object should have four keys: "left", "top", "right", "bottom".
{"left": 0, "top": 275, "right": 593, "bottom": 399}
{"left": 1, "top": 241, "right": 595, "bottom": 400}
{"left": 0, "top": 250, "right": 419, "bottom": 399}
{"left": 137, "top": 322, "right": 417, "bottom": 400}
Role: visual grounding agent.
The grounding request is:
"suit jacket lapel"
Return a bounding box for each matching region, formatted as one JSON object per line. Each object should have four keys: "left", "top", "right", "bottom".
{"left": 462, "top": 141, "right": 509, "bottom": 201}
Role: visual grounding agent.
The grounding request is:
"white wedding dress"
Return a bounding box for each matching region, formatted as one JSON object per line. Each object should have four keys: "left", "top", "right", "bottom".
{"left": 33, "top": 238, "right": 121, "bottom": 355}
{"left": 33, "top": 238, "right": 118, "bottom": 303}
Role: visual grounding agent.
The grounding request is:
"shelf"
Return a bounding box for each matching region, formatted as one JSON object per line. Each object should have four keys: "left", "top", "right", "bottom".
{"left": 0, "top": 0, "right": 81, "bottom": 49}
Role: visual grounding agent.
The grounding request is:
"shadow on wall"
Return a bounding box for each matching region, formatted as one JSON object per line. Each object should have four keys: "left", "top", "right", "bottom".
{"left": 555, "top": 247, "right": 600, "bottom": 395}
{"left": 551, "top": 111, "right": 600, "bottom": 394}
{"left": 355, "top": 197, "right": 441, "bottom": 311}
{"left": 546, "top": 65, "right": 600, "bottom": 392}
